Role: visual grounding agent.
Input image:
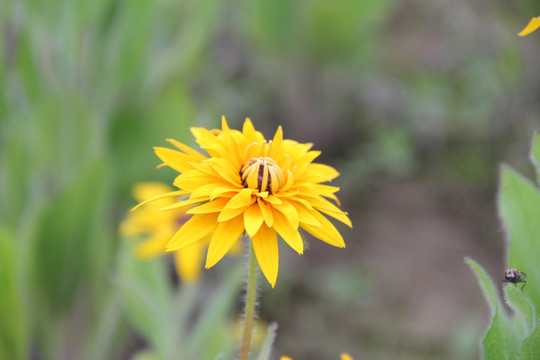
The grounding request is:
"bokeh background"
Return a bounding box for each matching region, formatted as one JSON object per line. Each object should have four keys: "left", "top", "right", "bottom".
{"left": 2, "top": 0, "right": 540, "bottom": 359}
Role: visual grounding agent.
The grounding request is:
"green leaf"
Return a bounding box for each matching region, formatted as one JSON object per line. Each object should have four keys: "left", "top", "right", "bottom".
{"left": 518, "top": 325, "right": 540, "bottom": 360}
{"left": 256, "top": 322, "right": 278, "bottom": 360}
{"left": 31, "top": 161, "right": 108, "bottom": 315}
{"left": 467, "top": 258, "right": 520, "bottom": 359}
{"left": 0, "top": 228, "right": 27, "bottom": 360}
{"left": 483, "top": 311, "right": 520, "bottom": 360}
{"left": 466, "top": 258, "right": 500, "bottom": 314}
{"left": 505, "top": 285, "right": 536, "bottom": 335}
{"left": 499, "top": 166, "right": 540, "bottom": 311}
{"left": 186, "top": 266, "right": 244, "bottom": 360}
{"left": 530, "top": 131, "right": 540, "bottom": 184}
{"left": 116, "top": 241, "right": 175, "bottom": 360}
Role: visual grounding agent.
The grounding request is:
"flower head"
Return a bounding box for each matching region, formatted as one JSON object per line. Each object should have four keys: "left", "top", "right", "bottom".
{"left": 120, "top": 182, "right": 208, "bottom": 283}
{"left": 518, "top": 16, "right": 540, "bottom": 37}
{"left": 138, "top": 117, "right": 351, "bottom": 287}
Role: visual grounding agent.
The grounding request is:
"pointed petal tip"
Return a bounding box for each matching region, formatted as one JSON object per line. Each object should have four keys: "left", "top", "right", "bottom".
{"left": 205, "top": 257, "right": 218, "bottom": 269}
{"left": 518, "top": 17, "right": 540, "bottom": 37}
{"left": 221, "top": 115, "right": 229, "bottom": 130}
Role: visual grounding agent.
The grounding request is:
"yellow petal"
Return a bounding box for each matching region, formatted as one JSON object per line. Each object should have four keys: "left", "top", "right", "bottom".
{"left": 244, "top": 203, "right": 264, "bottom": 237}
{"left": 243, "top": 118, "right": 264, "bottom": 144}
{"left": 273, "top": 198, "right": 299, "bottom": 228}
{"left": 299, "top": 163, "right": 340, "bottom": 183}
{"left": 159, "top": 196, "right": 204, "bottom": 211}
{"left": 166, "top": 138, "right": 207, "bottom": 159}
{"left": 284, "top": 195, "right": 313, "bottom": 210}
{"left": 265, "top": 195, "right": 282, "bottom": 205}
{"left": 154, "top": 147, "right": 198, "bottom": 173}
{"left": 187, "top": 198, "right": 229, "bottom": 214}
{"left": 174, "top": 169, "right": 218, "bottom": 191}
{"left": 257, "top": 198, "right": 274, "bottom": 227}
{"left": 270, "top": 126, "right": 283, "bottom": 159}
{"left": 297, "top": 194, "right": 352, "bottom": 227}
{"left": 226, "top": 188, "right": 255, "bottom": 209}
{"left": 191, "top": 183, "right": 223, "bottom": 199}
{"left": 217, "top": 206, "right": 246, "bottom": 222}
{"left": 518, "top": 16, "right": 540, "bottom": 37}
{"left": 221, "top": 115, "right": 230, "bottom": 132}
{"left": 312, "top": 183, "right": 340, "bottom": 195}
{"left": 133, "top": 182, "right": 174, "bottom": 202}
{"left": 255, "top": 191, "right": 269, "bottom": 198}
{"left": 210, "top": 187, "right": 239, "bottom": 200}
{"left": 300, "top": 210, "right": 346, "bottom": 248}
{"left": 341, "top": 354, "right": 353, "bottom": 360}
{"left": 167, "top": 213, "right": 218, "bottom": 251}
{"left": 173, "top": 241, "right": 204, "bottom": 283}
{"left": 272, "top": 211, "right": 303, "bottom": 254}
{"left": 293, "top": 203, "right": 321, "bottom": 227}
{"left": 321, "top": 192, "right": 341, "bottom": 206}
{"left": 208, "top": 158, "right": 243, "bottom": 186}
{"left": 280, "top": 357, "right": 293, "bottom": 360}
{"left": 205, "top": 215, "right": 245, "bottom": 268}
{"left": 320, "top": 210, "right": 352, "bottom": 228}
{"left": 279, "top": 170, "right": 295, "bottom": 192}
{"left": 252, "top": 225, "right": 279, "bottom": 287}
{"left": 131, "top": 190, "right": 187, "bottom": 211}
{"left": 134, "top": 231, "right": 170, "bottom": 258}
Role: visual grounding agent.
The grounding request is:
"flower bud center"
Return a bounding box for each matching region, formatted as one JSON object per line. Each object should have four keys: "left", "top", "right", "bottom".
{"left": 241, "top": 157, "right": 284, "bottom": 194}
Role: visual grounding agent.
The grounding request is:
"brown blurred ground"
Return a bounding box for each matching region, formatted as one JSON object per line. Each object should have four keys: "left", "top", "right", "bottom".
{"left": 261, "top": 177, "right": 509, "bottom": 359}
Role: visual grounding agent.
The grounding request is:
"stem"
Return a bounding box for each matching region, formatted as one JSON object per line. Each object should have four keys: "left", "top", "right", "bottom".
{"left": 239, "top": 241, "right": 259, "bottom": 360}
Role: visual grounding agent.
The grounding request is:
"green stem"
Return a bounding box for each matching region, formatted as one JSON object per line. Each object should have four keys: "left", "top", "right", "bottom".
{"left": 239, "top": 241, "right": 259, "bottom": 360}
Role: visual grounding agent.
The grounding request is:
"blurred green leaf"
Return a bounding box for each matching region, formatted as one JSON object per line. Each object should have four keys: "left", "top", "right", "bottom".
{"left": 0, "top": 228, "right": 27, "bottom": 360}
{"left": 31, "top": 161, "right": 108, "bottom": 315}
{"left": 256, "top": 322, "right": 278, "bottom": 360}
{"left": 81, "top": 293, "right": 126, "bottom": 360}
{"left": 505, "top": 285, "right": 536, "bottom": 336}
{"left": 483, "top": 311, "right": 519, "bottom": 360}
{"left": 499, "top": 166, "right": 540, "bottom": 311}
{"left": 467, "top": 258, "right": 519, "bottom": 359}
{"left": 116, "top": 242, "right": 175, "bottom": 360}
{"left": 466, "top": 258, "right": 499, "bottom": 315}
{"left": 186, "top": 266, "right": 244, "bottom": 360}
{"left": 132, "top": 350, "right": 164, "bottom": 360}
{"left": 518, "top": 325, "right": 540, "bottom": 360}
{"left": 247, "top": 0, "right": 395, "bottom": 64}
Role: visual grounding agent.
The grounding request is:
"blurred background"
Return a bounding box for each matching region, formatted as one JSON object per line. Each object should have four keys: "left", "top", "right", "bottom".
{"left": 2, "top": 0, "right": 540, "bottom": 359}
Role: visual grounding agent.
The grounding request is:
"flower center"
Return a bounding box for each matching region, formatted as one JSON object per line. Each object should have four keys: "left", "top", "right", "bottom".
{"left": 241, "top": 157, "right": 285, "bottom": 194}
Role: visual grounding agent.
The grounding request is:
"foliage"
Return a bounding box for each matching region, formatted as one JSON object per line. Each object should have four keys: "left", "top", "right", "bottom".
{"left": 469, "top": 132, "right": 540, "bottom": 359}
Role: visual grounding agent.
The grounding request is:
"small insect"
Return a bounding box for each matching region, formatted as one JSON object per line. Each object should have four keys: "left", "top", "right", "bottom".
{"left": 503, "top": 268, "right": 527, "bottom": 290}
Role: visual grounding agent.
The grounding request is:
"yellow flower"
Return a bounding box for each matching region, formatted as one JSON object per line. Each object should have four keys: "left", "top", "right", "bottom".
{"left": 120, "top": 182, "right": 207, "bottom": 283}
{"left": 518, "top": 16, "right": 540, "bottom": 36}
{"left": 137, "top": 117, "right": 351, "bottom": 287}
